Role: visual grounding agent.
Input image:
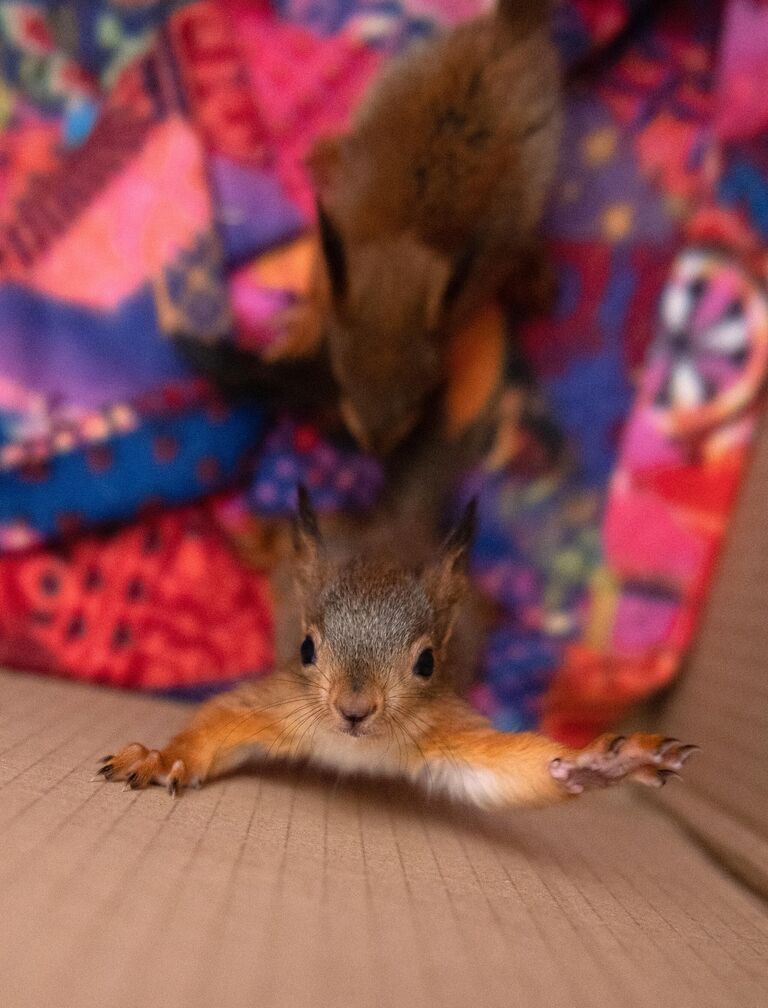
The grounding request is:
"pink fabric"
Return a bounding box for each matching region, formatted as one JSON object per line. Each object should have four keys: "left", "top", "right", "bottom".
{"left": 716, "top": 0, "right": 768, "bottom": 142}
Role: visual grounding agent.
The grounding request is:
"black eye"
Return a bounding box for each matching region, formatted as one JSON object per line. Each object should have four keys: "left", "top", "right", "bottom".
{"left": 300, "top": 635, "right": 316, "bottom": 666}
{"left": 414, "top": 648, "right": 434, "bottom": 678}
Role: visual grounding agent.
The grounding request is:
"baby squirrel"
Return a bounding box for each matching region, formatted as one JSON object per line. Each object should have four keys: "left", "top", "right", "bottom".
{"left": 305, "top": 0, "right": 561, "bottom": 456}
{"left": 97, "top": 489, "right": 698, "bottom": 808}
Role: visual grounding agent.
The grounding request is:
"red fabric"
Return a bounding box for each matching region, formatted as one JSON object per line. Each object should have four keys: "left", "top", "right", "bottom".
{"left": 0, "top": 502, "right": 273, "bottom": 691}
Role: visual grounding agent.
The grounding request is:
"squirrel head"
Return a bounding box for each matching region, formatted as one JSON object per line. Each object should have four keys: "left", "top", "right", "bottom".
{"left": 309, "top": 133, "right": 465, "bottom": 457}
{"left": 316, "top": 203, "right": 455, "bottom": 456}
{"left": 290, "top": 486, "right": 476, "bottom": 740}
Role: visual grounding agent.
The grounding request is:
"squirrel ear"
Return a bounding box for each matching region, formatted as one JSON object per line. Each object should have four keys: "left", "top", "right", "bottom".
{"left": 292, "top": 484, "right": 324, "bottom": 583}
{"left": 441, "top": 498, "right": 477, "bottom": 572}
{"left": 440, "top": 239, "right": 479, "bottom": 316}
{"left": 316, "top": 201, "right": 347, "bottom": 303}
{"left": 424, "top": 499, "right": 477, "bottom": 642}
{"left": 439, "top": 499, "right": 475, "bottom": 564}
{"left": 424, "top": 251, "right": 454, "bottom": 333}
{"left": 307, "top": 135, "right": 348, "bottom": 303}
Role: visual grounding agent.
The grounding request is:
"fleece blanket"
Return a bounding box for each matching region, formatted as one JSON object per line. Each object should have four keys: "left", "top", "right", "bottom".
{"left": 0, "top": 0, "right": 766, "bottom": 744}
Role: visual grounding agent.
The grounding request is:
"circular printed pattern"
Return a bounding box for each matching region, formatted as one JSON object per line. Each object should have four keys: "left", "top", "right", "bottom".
{"left": 649, "top": 251, "right": 768, "bottom": 438}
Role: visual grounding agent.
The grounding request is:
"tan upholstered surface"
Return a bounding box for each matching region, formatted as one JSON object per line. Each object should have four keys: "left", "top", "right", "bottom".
{"left": 656, "top": 415, "right": 768, "bottom": 843}
{"left": 1, "top": 670, "right": 766, "bottom": 1008}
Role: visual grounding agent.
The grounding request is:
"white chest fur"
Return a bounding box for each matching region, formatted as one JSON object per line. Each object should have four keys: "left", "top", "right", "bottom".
{"left": 307, "top": 730, "right": 400, "bottom": 778}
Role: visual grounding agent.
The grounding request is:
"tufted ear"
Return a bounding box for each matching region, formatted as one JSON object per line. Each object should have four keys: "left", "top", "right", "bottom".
{"left": 292, "top": 484, "right": 325, "bottom": 593}
{"left": 440, "top": 499, "right": 477, "bottom": 573}
{"left": 307, "top": 135, "right": 349, "bottom": 303}
{"left": 316, "top": 202, "right": 347, "bottom": 303}
{"left": 440, "top": 239, "right": 479, "bottom": 316}
{"left": 423, "top": 500, "right": 477, "bottom": 645}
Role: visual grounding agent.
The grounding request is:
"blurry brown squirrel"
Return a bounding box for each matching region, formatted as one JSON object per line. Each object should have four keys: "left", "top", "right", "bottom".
{"left": 301, "top": 0, "right": 561, "bottom": 457}
{"left": 178, "top": 0, "right": 669, "bottom": 465}
{"left": 173, "top": 0, "right": 562, "bottom": 538}
{"left": 97, "top": 489, "right": 698, "bottom": 806}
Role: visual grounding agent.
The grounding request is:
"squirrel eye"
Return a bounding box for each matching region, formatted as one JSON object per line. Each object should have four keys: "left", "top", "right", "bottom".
{"left": 413, "top": 648, "right": 434, "bottom": 678}
{"left": 300, "top": 635, "right": 316, "bottom": 666}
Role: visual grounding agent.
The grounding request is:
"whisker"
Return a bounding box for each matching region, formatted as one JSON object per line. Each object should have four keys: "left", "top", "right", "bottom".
{"left": 390, "top": 721, "right": 405, "bottom": 778}
{"left": 399, "top": 714, "right": 443, "bottom": 794}
{"left": 288, "top": 709, "right": 326, "bottom": 760}
{"left": 389, "top": 710, "right": 435, "bottom": 792}
{"left": 263, "top": 704, "right": 324, "bottom": 762}
{"left": 209, "top": 695, "right": 311, "bottom": 759}
{"left": 373, "top": 731, "right": 395, "bottom": 777}
{"left": 216, "top": 697, "right": 322, "bottom": 760}
{"left": 389, "top": 703, "right": 470, "bottom": 777}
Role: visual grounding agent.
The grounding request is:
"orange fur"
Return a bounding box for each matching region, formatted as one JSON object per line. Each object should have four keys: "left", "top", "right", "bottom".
{"left": 99, "top": 495, "right": 698, "bottom": 808}
{"left": 99, "top": 676, "right": 696, "bottom": 808}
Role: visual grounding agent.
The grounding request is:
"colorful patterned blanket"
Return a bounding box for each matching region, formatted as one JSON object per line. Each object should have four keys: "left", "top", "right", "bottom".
{"left": 1, "top": 0, "right": 766, "bottom": 744}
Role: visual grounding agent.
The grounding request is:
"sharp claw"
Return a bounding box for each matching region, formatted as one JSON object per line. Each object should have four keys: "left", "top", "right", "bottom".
{"left": 127, "top": 773, "right": 139, "bottom": 790}
{"left": 97, "top": 764, "right": 114, "bottom": 779}
{"left": 98, "top": 755, "right": 114, "bottom": 764}
{"left": 677, "top": 744, "right": 701, "bottom": 763}
{"left": 608, "top": 736, "right": 626, "bottom": 754}
{"left": 168, "top": 780, "right": 178, "bottom": 798}
{"left": 658, "top": 769, "right": 681, "bottom": 785}
{"left": 657, "top": 737, "right": 681, "bottom": 756}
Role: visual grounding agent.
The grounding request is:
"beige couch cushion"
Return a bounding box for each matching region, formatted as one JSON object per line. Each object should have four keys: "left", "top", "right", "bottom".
{"left": 1, "top": 670, "right": 766, "bottom": 1008}
{"left": 651, "top": 416, "right": 768, "bottom": 890}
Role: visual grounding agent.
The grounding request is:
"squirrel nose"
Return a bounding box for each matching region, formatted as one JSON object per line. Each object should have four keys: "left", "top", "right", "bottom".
{"left": 336, "top": 696, "right": 378, "bottom": 727}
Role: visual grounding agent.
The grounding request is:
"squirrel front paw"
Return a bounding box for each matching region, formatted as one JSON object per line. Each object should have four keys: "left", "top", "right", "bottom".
{"left": 549, "top": 733, "right": 700, "bottom": 795}
{"left": 95, "top": 743, "right": 203, "bottom": 797}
